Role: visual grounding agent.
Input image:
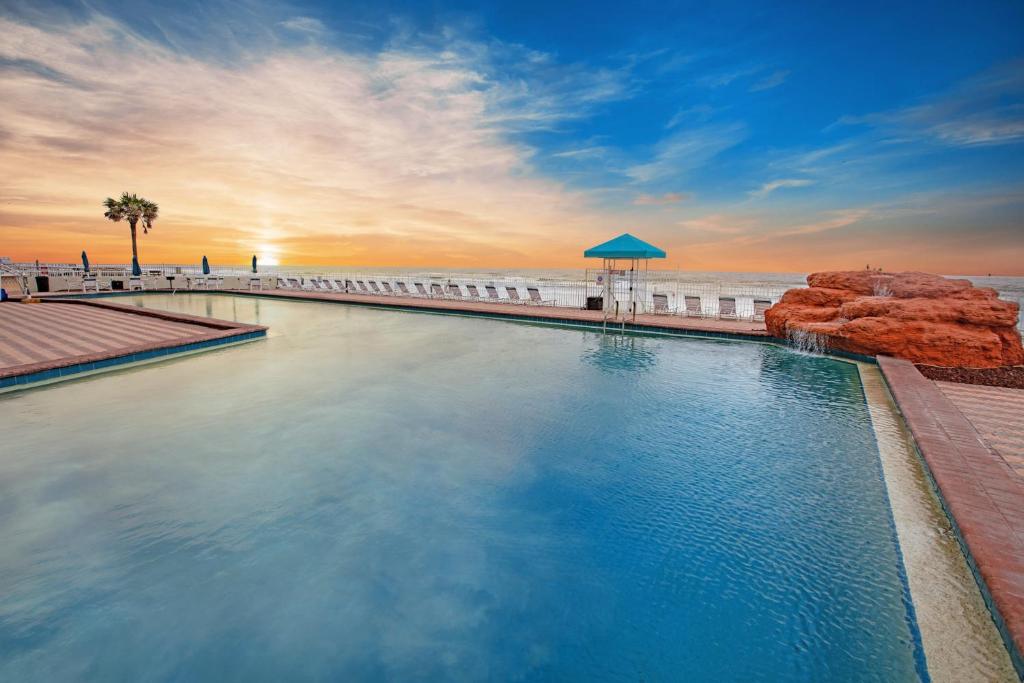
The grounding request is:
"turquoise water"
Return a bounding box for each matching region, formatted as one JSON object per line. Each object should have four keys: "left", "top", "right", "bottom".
{"left": 0, "top": 294, "right": 924, "bottom": 681}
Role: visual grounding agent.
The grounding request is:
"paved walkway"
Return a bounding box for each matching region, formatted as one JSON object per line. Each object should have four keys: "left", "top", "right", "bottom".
{"left": 228, "top": 289, "right": 771, "bottom": 336}
{"left": 0, "top": 299, "right": 266, "bottom": 383}
{"left": 937, "top": 382, "right": 1024, "bottom": 479}
{"left": 879, "top": 357, "right": 1024, "bottom": 671}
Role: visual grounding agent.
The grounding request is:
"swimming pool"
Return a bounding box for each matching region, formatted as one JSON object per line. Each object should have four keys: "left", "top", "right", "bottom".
{"left": 1, "top": 294, "right": 930, "bottom": 680}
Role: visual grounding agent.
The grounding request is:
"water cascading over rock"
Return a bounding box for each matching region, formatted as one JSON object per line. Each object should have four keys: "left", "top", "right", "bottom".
{"left": 765, "top": 271, "right": 1024, "bottom": 368}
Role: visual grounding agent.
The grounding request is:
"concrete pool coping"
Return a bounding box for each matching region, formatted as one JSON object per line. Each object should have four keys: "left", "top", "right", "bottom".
{"left": 0, "top": 297, "right": 267, "bottom": 391}
{"left": 878, "top": 356, "right": 1024, "bottom": 676}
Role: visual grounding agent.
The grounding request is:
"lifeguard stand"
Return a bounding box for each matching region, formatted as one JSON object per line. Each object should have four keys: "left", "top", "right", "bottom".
{"left": 584, "top": 233, "right": 667, "bottom": 324}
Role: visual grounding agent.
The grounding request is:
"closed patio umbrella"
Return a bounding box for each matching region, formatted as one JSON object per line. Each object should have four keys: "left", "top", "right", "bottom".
{"left": 81, "top": 250, "right": 90, "bottom": 273}
{"left": 202, "top": 255, "right": 210, "bottom": 275}
{"left": 252, "top": 255, "right": 257, "bottom": 273}
{"left": 131, "top": 257, "right": 142, "bottom": 277}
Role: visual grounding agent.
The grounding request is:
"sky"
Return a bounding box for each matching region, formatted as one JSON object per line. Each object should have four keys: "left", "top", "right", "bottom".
{"left": 1, "top": 0, "right": 1023, "bottom": 273}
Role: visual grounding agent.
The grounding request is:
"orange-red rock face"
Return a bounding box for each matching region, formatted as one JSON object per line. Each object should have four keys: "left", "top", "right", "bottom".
{"left": 765, "top": 271, "right": 1024, "bottom": 368}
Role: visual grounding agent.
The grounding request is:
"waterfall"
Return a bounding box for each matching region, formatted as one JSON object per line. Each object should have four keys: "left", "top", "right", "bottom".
{"left": 787, "top": 327, "right": 830, "bottom": 355}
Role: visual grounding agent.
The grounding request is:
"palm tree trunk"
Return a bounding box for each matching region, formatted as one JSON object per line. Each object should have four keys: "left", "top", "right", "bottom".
{"left": 129, "top": 220, "right": 138, "bottom": 261}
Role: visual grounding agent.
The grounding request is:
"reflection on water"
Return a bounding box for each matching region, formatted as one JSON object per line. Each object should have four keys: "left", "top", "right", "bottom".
{"left": 580, "top": 333, "right": 659, "bottom": 374}
{"left": 0, "top": 295, "right": 925, "bottom": 681}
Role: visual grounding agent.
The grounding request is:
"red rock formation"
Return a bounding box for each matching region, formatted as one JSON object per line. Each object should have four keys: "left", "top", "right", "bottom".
{"left": 765, "top": 271, "right": 1024, "bottom": 368}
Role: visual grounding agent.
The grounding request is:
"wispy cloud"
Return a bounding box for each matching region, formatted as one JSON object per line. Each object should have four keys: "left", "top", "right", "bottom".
{"left": 749, "top": 178, "right": 814, "bottom": 198}
{"left": 625, "top": 123, "right": 745, "bottom": 184}
{"left": 633, "top": 192, "right": 688, "bottom": 205}
{"left": 664, "top": 104, "right": 715, "bottom": 129}
{"left": 279, "top": 16, "right": 327, "bottom": 36}
{"left": 697, "top": 65, "right": 761, "bottom": 88}
{"left": 749, "top": 69, "right": 789, "bottom": 92}
{"left": 836, "top": 60, "right": 1024, "bottom": 147}
{"left": 0, "top": 12, "right": 628, "bottom": 265}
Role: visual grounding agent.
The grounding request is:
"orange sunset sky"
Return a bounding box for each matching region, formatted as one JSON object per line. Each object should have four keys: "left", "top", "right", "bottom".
{"left": 2, "top": 4, "right": 1023, "bottom": 274}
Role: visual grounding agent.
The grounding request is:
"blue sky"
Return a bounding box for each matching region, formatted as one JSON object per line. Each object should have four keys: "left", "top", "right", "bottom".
{"left": 2, "top": 0, "right": 1023, "bottom": 271}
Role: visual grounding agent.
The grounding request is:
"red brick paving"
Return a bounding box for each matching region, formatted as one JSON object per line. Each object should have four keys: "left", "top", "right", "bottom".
{"left": 228, "top": 288, "right": 771, "bottom": 336}
{"left": 0, "top": 298, "right": 266, "bottom": 380}
{"left": 878, "top": 356, "right": 1024, "bottom": 666}
{"left": 936, "top": 382, "right": 1024, "bottom": 480}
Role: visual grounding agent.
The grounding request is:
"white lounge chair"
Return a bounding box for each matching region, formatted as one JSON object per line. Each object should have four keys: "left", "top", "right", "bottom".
{"left": 83, "top": 275, "right": 99, "bottom": 293}
{"left": 397, "top": 282, "right": 411, "bottom": 295}
{"left": 356, "top": 280, "right": 369, "bottom": 293}
{"left": 129, "top": 276, "right": 144, "bottom": 292}
{"left": 719, "top": 297, "right": 737, "bottom": 319}
{"left": 485, "top": 285, "right": 500, "bottom": 300}
{"left": 653, "top": 293, "right": 670, "bottom": 314}
{"left": 506, "top": 286, "right": 525, "bottom": 303}
{"left": 368, "top": 280, "right": 382, "bottom": 294}
{"left": 753, "top": 299, "right": 772, "bottom": 321}
{"left": 447, "top": 284, "right": 462, "bottom": 298}
{"left": 684, "top": 296, "right": 702, "bottom": 317}
{"left": 414, "top": 282, "right": 429, "bottom": 296}
{"left": 466, "top": 284, "right": 482, "bottom": 300}
{"left": 249, "top": 276, "right": 262, "bottom": 291}
{"left": 430, "top": 283, "right": 445, "bottom": 298}
{"left": 526, "top": 287, "right": 554, "bottom": 305}
{"left": 381, "top": 281, "right": 394, "bottom": 294}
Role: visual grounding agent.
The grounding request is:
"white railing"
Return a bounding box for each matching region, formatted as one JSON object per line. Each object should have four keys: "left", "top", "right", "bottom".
{"left": 265, "top": 268, "right": 790, "bottom": 321}
{"left": 9, "top": 262, "right": 1022, "bottom": 330}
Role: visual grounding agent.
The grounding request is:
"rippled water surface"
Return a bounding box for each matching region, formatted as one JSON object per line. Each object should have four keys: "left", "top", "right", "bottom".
{"left": 0, "top": 294, "right": 924, "bottom": 681}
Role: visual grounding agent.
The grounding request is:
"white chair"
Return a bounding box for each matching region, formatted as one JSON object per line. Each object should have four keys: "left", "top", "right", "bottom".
{"left": 506, "top": 286, "right": 525, "bottom": 304}
{"left": 526, "top": 287, "right": 554, "bottom": 305}
{"left": 129, "top": 276, "right": 144, "bottom": 291}
{"left": 653, "top": 293, "right": 670, "bottom": 314}
{"left": 249, "top": 277, "right": 262, "bottom": 291}
{"left": 430, "top": 283, "right": 445, "bottom": 298}
{"left": 446, "top": 284, "right": 462, "bottom": 298}
{"left": 718, "top": 297, "right": 737, "bottom": 319}
{"left": 753, "top": 299, "right": 772, "bottom": 321}
{"left": 83, "top": 275, "right": 99, "bottom": 293}
{"left": 684, "top": 296, "right": 702, "bottom": 317}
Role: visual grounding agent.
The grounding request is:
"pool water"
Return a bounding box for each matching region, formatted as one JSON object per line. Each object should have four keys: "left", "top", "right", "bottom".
{"left": 0, "top": 294, "right": 924, "bottom": 681}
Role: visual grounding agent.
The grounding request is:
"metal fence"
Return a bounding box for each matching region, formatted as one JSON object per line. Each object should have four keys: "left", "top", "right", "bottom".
{"left": 7, "top": 261, "right": 1023, "bottom": 329}
{"left": 267, "top": 268, "right": 790, "bottom": 321}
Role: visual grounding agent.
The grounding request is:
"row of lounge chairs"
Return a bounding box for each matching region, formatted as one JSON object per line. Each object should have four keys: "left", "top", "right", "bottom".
{"left": 276, "top": 277, "right": 556, "bottom": 305}
{"left": 274, "top": 276, "right": 771, "bottom": 320}
{"left": 651, "top": 294, "right": 772, "bottom": 320}
{"left": 81, "top": 275, "right": 144, "bottom": 292}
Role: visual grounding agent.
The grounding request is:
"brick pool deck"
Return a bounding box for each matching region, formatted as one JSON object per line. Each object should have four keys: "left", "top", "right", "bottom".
{"left": 0, "top": 298, "right": 266, "bottom": 388}
{"left": 225, "top": 288, "right": 772, "bottom": 336}
{"left": 878, "top": 357, "right": 1024, "bottom": 670}
{"left": 937, "top": 382, "right": 1024, "bottom": 480}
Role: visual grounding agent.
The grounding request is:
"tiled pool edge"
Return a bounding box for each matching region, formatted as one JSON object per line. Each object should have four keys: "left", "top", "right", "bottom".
{"left": 877, "top": 356, "right": 1024, "bottom": 678}
{"left": 0, "top": 299, "right": 267, "bottom": 392}
{"left": 860, "top": 364, "right": 1019, "bottom": 681}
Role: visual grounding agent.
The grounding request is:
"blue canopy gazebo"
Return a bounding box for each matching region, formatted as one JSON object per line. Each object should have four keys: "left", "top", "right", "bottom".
{"left": 584, "top": 233, "right": 667, "bottom": 320}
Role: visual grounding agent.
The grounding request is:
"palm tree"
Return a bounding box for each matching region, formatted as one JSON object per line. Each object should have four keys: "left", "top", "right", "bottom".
{"left": 103, "top": 192, "right": 159, "bottom": 265}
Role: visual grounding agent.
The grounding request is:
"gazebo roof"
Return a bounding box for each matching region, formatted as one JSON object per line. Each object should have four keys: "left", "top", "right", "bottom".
{"left": 583, "top": 233, "right": 666, "bottom": 259}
